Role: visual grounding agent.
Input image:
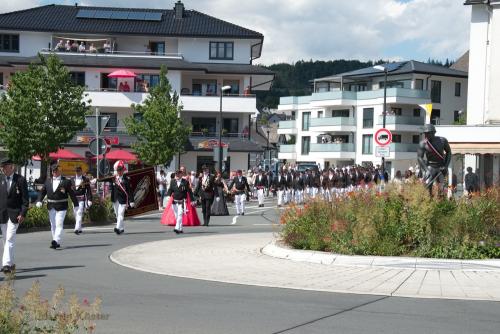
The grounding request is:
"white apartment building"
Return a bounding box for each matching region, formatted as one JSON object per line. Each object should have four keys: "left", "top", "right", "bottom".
{"left": 0, "top": 2, "right": 273, "bottom": 175}
{"left": 435, "top": 0, "right": 500, "bottom": 189}
{"left": 277, "top": 61, "right": 467, "bottom": 177}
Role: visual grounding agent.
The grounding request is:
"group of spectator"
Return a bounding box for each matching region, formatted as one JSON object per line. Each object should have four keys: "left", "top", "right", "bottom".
{"left": 54, "top": 39, "right": 112, "bottom": 53}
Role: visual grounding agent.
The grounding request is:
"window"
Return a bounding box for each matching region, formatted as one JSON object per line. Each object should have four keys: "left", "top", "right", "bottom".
{"left": 0, "top": 73, "right": 3, "bottom": 86}
{"left": 455, "top": 82, "right": 461, "bottom": 97}
{"left": 209, "top": 42, "right": 233, "bottom": 60}
{"left": 223, "top": 118, "right": 239, "bottom": 135}
{"left": 431, "top": 109, "right": 441, "bottom": 125}
{"left": 149, "top": 41, "right": 165, "bottom": 55}
{"left": 0, "top": 34, "right": 19, "bottom": 53}
{"left": 362, "top": 135, "right": 373, "bottom": 154}
{"left": 317, "top": 110, "right": 323, "bottom": 118}
{"left": 332, "top": 109, "right": 349, "bottom": 117}
{"left": 415, "top": 79, "right": 424, "bottom": 90}
{"left": 302, "top": 112, "right": 311, "bottom": 131}
{"left": 136, "top": 74, "right": 160, "bottom": 92}
{"left": 391, "top": 107, "right": 402, "bottom": 116}
{"left": 363, "top": 108, "right": 374, "bottom": 128}
{"left": 413, "top": 108, "right": 421, "bottom": 117}
{"left": 413, "top": 135, "right": 420, "bottom": 144}
{"left": 431, "top": 80, "right": 441, "bottom": 103}
{"left": 192, "top": 79, "right": 217, "bottom": 96}
{"left": 379, "top": 80, "right": 405, "bottom": 88}
{"left": 454, "top": 110, "right": 460, "bottom": 123}
{"left": 69, "top": 72, "right": 85, "bottom": 86}
{"left": 192, "top": 117, "right": 216, "bottom": 135}
{"left": 392, "top": 134, "right": 402, "bottom": 143}
{"left": 101, "top": 73, "right": 117, "bottom": 90}
{"left": 301, "top": 136, "right": 310, "bottom": 155}
{"left": 223, "top": 80, "right": 239, "bottom": 95}
{"left": 101, "top": 112, "right": 117, "bottom": 132}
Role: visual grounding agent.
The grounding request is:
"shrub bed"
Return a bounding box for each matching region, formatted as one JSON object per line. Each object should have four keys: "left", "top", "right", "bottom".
{"left": 281, "top": 182, "right": 500, "bottom": 259}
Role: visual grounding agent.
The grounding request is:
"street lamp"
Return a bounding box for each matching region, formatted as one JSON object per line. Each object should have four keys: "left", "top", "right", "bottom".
{"left": 373, "top": 65, "right": 388, "bottom": 177}
{"left": 219, "top": 85, "right": 232, "bottom": 172}
{"left": 261, "top": 124, "right": 270, "bottom": 170}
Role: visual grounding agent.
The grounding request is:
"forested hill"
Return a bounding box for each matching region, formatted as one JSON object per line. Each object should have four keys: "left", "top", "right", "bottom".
{"left": 255, "top": 59, "right": 378, "bottom": 109}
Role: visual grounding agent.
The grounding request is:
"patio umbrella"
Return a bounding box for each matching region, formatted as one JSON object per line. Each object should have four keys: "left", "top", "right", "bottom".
{"left": 107, "top": 70, "right": 137, "bottom": 78}
{"left": 105, "top": 149, "right": 138, "bottom": 162}
{"left": 32, "top": 148, "right": 84, "bottom": 161}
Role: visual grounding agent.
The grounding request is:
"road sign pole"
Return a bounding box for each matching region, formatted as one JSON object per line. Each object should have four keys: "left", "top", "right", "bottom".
{"left": 382, "top": 68, "right": 387, "bottom": 177}
{"left": 95, "top": 107, "right": 100, "bottom": 195}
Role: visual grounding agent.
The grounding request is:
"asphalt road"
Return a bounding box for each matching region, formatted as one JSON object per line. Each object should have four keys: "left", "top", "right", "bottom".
{"left": 3, "top": 197, "right": 500, "bottom": 334}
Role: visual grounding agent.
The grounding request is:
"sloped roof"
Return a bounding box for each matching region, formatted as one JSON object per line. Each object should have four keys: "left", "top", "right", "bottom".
{"left": 0, "top": 4, "right": 263, "bottom": 39}
{"left": 315, "top": 60, "right": 468, "bottom": 82}
{"left": 450, "top": 51, "right": 469, "bottom": 72}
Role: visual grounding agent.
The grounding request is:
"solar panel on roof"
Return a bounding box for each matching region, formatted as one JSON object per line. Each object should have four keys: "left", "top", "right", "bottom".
{"left": 143, "top": 12, "right": 162, "bottom": 21}
{"left": 110, "top": 11, "right": 130, "bottom": 20}
{"left": 93, "top": 10, "right": 113, "bottom": 19}
{"left": 76, "top": 9, "right": 162, "bottom": 22}
{"left": 76, "top": 9, "right": 96, "bottom": 18}
{"left": 127, "top": 11, "right": 146, "bottom": 20}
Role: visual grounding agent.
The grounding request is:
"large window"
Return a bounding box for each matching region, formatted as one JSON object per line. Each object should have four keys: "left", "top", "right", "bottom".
{"left": 332, "top": 109, "right": 349, "bottom": 117}
{"left": 391, "top": 107, "right": 402, "bottom": 116}
{"left": 192, "top": 79, "right": 217, "bottom": 96}
{"left": 301, "top": 136, "right": 310, "bottom": 155}
{"left": 0, "top": 34, "right": 19, "bottom": 53}
{"left": 413, "top": 135, "right": 420, "bottom": 144}
{"left": 223, "top": 80, "right": 239, "bottom": 95}
{"left": 302, "top": 112, "right": 311, "bottom": 131}
{"left": 431, "top": 80, "right": 441, "bottom": 103}
{"left": 317, "top": 110, "right": 323, "bottom": 118}
{"left": 362, "top": 135, "right": 373, "bottom": 154}
{"left": 149, "top": 41, "right": 165, "bottom": 55}
{"left": 431, "top": 109, "right": 441, "bottom": 125}
{"left": 69, "top": 72, "right": 85, "bottom": 86}
{"left": 0, "top": 73, "right": 3, "bottom": 86}
{"left": 223, "top": 118, "right": 239, "bottom": 135}
{"left": 455, "top": 82, "right": 461, "bottom": 97}
{"left": 101, "top": 112, "right": 118, "bottom": 132}
{"left": 136, "top": 74, "right": 160, "bottom": 92}
{"left": 363, "top": 108, "right": 374, "bottom": 128}
{"left": 413, "top": 108, "right": 421, "bottom": 117}
{"left": 101, "top": 73, "right": 117, "bottom": 91}
{"left": 454, "top": 110, "right": 460, "bottom": 123}
{"left": 192, "top": 117, "right": 216, "bottom": 135}
{"left": 415, "top": 79, "right": 424, "bottom": 90}
{"left": 209, "top": 42, "right": 234, "bottom": 60}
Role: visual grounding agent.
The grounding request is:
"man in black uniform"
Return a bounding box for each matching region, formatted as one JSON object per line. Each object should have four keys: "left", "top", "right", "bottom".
{"left": 195, "top": 165, "right": 215, "bottom": 226}
{"left": 228, "top": 170, "right": 250, "bottom": 215}
{"left": 254, "top": 169, "right": 268, "bottom": 207}
{"left": 417, "top": 124, "right": 452, "bottom": 195}
{"left": 272, "top": 170, "right": 287, "bottom": 207}
{"left": 109, "top": 161, "right": 134, "bottom": 235}
{"left": 167, "top": 170, "right": 195, "bottom": 233}
{"left": 71, "top": 166, "right": 92, "bottom": 235}
{"left": 37, "top": 163, "right": 78, "bottom": 249}
{"left": 0, "top": 158, "right": 29, "bottom": 273}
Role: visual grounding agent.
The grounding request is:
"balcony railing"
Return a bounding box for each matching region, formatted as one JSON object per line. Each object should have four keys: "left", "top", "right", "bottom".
{"left": 190, "top": 132, "right": 249, "bottom": 138}
{"left": 279, "top": 144, "right": 296, "bottom": 153}
{"left": 378, "top": 115, "right": 425, "bottom": 126}
{"left": 41, "top": 49, "right": 183, "bottom": 59}
{"left": 278, "top": 120, "right": 296, "bottom": 129}
{"left": 310, "top": 117, "right": 356, "bottom": 127}
{"left": 389, "top": 143, "right": 419, "bottom": 152}
{"left": 310, "top": 143, "right": 355, "bottom": 152}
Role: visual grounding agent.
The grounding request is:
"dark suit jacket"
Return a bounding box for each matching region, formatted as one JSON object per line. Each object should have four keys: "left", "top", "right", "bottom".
{"left": 254, "top": 175, "right": 268, "bottom": 188}
{"left": 272, "top": 175, "right": 287, "bottom": 191}
{"left": 167, "top": 178, "right": 194, "bottom": 201}
{"left": 110, "top": 176, "right": 133, "bottom": 205}
{"left": 228, "top": 176, "right": 250, "bottom": 195}
{"left": 38, "top": 176, "right": 78, "bottom": 211}
{"left": 195, "top": 174, "right": 216, "bottom": 199}
{"left": 71, "top": 175, "right": 92, "bottom": 201}
{"left": 0, "top": 173, "right": 29, "bottom": 224}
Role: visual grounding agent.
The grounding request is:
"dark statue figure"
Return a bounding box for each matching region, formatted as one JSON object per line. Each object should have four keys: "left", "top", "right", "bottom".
{"left": 417, "top": 124, "right": 452, "bottom": 195}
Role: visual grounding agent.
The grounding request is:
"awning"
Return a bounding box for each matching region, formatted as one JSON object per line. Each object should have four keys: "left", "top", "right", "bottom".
{"left": 450, "top": 143, "right": 500, "bottom": 155}
{"left": 105, "top": 149, "right": 138, "bottom": 162}
{"left": 33, "top": 148, "right": 84, "bottom": 160}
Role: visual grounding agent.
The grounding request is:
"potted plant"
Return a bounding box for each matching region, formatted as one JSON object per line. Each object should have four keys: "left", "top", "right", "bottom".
{"left": 201, "top": 128, "right": 209, "bottom": 136}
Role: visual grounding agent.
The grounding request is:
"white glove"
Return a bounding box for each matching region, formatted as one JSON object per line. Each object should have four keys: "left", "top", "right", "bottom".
{"left": 36, "top": 202, "right": 42, "bottom": 208}
{"left": 129, "top": 202, "right": 135, "bottom": 208}
{"left": 216, "top": 197, "right": 220, "bottom": 202}
{"left": 87, "top": 200, "right": 93, "bottom": 207}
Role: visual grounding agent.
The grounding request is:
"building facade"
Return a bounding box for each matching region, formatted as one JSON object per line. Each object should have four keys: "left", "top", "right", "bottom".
{"left": 0, "top": 2, "right": 273, "bottom": 176}
{"left": 277, "top": 61, "right": 467, "bottom": 177}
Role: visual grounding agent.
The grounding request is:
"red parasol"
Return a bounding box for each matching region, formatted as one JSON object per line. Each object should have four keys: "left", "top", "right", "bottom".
{"left": 103, "top": 149, "right": 138, "bottom": 162}
{"left": 107, "top": 70, "right": 137, "bottom": 78}
{"left": 33, "top": 148, "right": 84, "bottom": 161}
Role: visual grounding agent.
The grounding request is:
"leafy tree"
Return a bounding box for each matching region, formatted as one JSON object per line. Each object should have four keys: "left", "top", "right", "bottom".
{"left": 124, "top": 65, "right": 191, "bottom": 167}
{"left": 0, "top": 54, "right": 90, "bottom": 168}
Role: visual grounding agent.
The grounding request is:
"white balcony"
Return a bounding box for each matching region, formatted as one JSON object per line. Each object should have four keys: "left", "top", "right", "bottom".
{"left": 309, "top": 143, "right": 356, "bottom": 160}
{"left": 86, "top": 91, "right": 257, "bottom": 113}
{"left": 278, "top": 144, "right": 297, "bottom": 160}
{"left": 309, "top": 117, "right": 356, "bottom": 132}
{"left": 277, "top": 120, "right": 297, "bottom": 134}
{"left": 387, "top": 143, "right": 420, "bottom": 160}
{"left": 377, "top": 115, "right": 425, "bottom": 132}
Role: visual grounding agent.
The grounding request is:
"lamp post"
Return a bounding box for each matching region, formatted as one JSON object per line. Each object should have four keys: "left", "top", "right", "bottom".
{"left": 219, "top": 85, "right": 231, "bottom": 172}
{"left": 374, "top": 65, "right": 388, "bottom": 177}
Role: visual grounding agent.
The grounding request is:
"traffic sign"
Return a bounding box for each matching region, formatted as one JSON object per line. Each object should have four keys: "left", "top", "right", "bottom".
{"left": 98, "top": 158, "right": 111, "bottom": 175}
{"left": 89, "top": 138, "right": 108, "bottom": 156}
{"left": 85, "top": 115, "right": 110, "bottom": 136}
{"left": 375, "top": 128, "right": 392, "bottom": 146}
{"left": 375, "top": 146, "right": 391, "bottom": 158}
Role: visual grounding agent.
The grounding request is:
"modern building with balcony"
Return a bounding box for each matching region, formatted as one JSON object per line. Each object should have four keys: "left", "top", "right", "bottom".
{"left": 277, "top": 60, "right": 468, "bottom": 176}
{"left": 0, "top": 1, "right": 274, "bottom": 174}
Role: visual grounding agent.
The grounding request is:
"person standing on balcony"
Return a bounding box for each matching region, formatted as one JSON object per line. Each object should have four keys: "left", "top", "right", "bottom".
{"left": 123, "top": 82, "right": 131, "bottom": 92}
{"left": 65, "top": 40, "right": 71, "bottom": 51}
{"left": 78, "top": 42, "right": 86, "bottom": 53}
{"left": 71, "top": 166, "right": 92, "bottom": 235}
{"left": 55, "top": 40, "right": 64, "bottom": 51}
{"left": 36, "top": 163, "right": 78, "bottom": 249}
{"left": 0, "top": 158, "right": 29, "bottom": 274}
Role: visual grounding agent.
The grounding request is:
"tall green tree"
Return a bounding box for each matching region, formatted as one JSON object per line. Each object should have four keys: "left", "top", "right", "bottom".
{"left": 0, "top": 54, "right": 90, "bottom": 165}
{"left": 124, "top": 65, "right": 191, "bottom": 167}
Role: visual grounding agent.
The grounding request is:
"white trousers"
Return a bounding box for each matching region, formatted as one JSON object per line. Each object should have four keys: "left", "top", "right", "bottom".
{"left": 49, "top": 209, "right": 66, "bottom": 244}
{"left": 257, "top": 188, "right": 265, "bottom": 205}
{"left": 113, "top": 201, "right": 127, "bottom": 231}
{"left": 285, "top": 190, "right": 292, "bottom": 204}
{"left": 311, "top": 187, "right": 319, "bottom": 198}
{"left": 235, "top": 194, "right": 246, "bottom": 214}
{"left": 294, "top": 190, "right": 303, "bottom": 204}
{"left": 172, "top": 202, "right": 184, "bottom": 231}
{"left": 1, "top": 219, "right": 19, "bottom": 267}
{"left": 323, "top": 189, "right": 331, "bottom": 202}
{"left": 277, "top": 190, "right": 284, "bottom": 206}
{"left": 73, "top": 201, "right": 85, "bottom": 231}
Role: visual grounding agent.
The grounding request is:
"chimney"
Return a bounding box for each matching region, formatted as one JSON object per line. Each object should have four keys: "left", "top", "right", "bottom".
{"left": 174, "top": 1, "right": 184, "bottom": 19}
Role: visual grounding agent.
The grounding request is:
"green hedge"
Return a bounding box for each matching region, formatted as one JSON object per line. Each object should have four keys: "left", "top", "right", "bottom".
{"left": 281, "top": 182, "right": 500, "bottom": 259}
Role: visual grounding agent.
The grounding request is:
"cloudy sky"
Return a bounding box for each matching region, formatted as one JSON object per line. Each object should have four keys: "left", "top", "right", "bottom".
{"left": 2, "top": 0, "right": 470, "bottom": 65}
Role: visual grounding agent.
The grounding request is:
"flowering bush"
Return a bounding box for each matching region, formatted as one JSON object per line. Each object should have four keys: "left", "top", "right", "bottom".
{"left": 281, "top": 182, "right": 500, "bottom": 259}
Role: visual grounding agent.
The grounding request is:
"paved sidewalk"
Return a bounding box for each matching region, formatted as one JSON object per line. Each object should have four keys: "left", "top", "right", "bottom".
{"left": 110, "top": 232, "right": 500, "bottom": 301}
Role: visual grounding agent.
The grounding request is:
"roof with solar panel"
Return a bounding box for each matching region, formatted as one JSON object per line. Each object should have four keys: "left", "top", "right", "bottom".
{"left": 0, "top": 3, "right": 263, "bottom": 39}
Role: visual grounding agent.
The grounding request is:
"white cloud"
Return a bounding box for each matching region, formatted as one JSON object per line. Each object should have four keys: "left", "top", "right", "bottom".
{"left": 1, "top": 0, "right": 471, "bottom": 64}
{"left": 0, "top": 0, "right": 39, "bottom": 14}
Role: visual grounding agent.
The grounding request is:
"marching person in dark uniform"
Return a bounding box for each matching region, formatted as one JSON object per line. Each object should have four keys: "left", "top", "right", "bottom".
{"left": 0, "top": 158, "right": 29, "bottom": 274}
{"left": 37, "top": 163, "right": 78, "bottom": 249}
{"left": 109, "top": 160, "right": 134, "bottom": 235}
{"left": 194, "top": 165, "right": 216, "bottom": 226}
{"left": 228, "top": 170, "right": 250, "bottom": 215}
{"left": 272, "top": 170, "right": 287, "bottom": 207}
{"left": 293, "top": 171, "right": 305, "bottom": 204}
{"left": 311, "top": 169, "right": 321, "bottom": 198}
{"left": 417, "top": 124, "right": 452, "bottom": 195}
{"left": 254, "top": 169, "right": 268, "bottom": 207}
{"left": 71, "top": 166, "right": 92, "bottom": 235}
{"left": 167, "top": 170, "right": 195, "bottom": 233}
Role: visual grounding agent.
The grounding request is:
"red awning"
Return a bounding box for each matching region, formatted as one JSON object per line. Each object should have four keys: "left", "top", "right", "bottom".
{"left": 90, "top": 149, "right": 138, "bottom": 162}
{"left": 33, "top": 148, "right": 84, "bottom": 161}
{"left": 108, "top": 70, "right": 137, "bottom": 78}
